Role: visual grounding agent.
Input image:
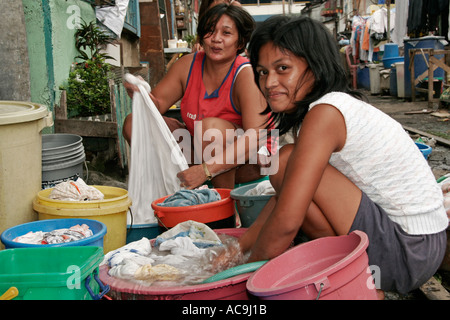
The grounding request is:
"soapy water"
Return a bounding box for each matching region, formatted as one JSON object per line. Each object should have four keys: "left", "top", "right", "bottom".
{"left": 131, "top": 234, "right": 250, "bottom": 287}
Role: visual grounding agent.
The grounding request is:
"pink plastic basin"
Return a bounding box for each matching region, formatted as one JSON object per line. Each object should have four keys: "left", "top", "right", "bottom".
{"left": 246, "top": 230, "right": 378, "bottom": 300}
{"left": 99, "top": 228, "right": 252, "bottom": 300}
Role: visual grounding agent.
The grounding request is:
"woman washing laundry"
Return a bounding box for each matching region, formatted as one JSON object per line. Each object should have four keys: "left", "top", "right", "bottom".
{"left": 123, "top": 4, "right": 272, "bottom": 190}
{"left": 213, "top": 15, "right": 448, "bottom": 298}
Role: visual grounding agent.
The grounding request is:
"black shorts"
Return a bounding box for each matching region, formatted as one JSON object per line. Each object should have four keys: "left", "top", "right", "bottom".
{"left": 349, "top": 192, "right": 447, "bottom": 294}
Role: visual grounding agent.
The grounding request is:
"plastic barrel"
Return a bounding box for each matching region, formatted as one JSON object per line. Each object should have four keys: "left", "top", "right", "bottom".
{"left": 33, "top": 186, "right": 131, "bottom": 253}
{"left": 0, "top": 101, "right": 52, "bottom": 250}
{"left": 383, "top": 43, "right": 399, "bottom": 59}
{"left": 395, "top": 62, "right": 405, "bottom": 98}
{"left": 369, "top": 64, "right": 382, "bottom": 94}
{"left": 390, "top": 65, "right": 397, "bottom": 97}
{"left": 404, "top": 36, "right": 445, "bottom": 98}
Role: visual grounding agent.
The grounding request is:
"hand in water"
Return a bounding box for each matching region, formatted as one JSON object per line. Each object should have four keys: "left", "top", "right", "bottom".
{"left": 203, "top": 237, "right": 247, "bottom": 273}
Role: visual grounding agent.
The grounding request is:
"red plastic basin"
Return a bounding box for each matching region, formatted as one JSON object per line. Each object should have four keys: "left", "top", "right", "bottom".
{"left": 151, "top": 188, "right": 235, "bottom": 228}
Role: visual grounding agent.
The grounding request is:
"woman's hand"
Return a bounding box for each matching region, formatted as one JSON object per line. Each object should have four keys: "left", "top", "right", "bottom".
{"left": 177, "top": 164, "right": 208, "bottom": 189}
{"left": 204, "top": 237, "right": 246, "bottom": 273}
{"left": 124, "top": 80, "right": 139, "bottom": 98}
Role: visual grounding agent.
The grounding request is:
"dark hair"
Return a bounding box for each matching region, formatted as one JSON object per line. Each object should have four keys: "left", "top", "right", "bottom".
{"left": 248, "top": 15, "right": 365, "bottom": 135}
{"left": 197, "top": 4, "right": 255, "bottom": 55}
{"left": 198, "top": 0, "right": 215, "bottom": 21}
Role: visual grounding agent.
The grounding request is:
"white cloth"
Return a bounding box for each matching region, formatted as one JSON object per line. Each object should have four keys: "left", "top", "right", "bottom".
{"left": 126, "top": 73, "right": 189, "bottom": 225}
{"left": 49, "top": 178, "right": 104, "bottom": 201}
{"left": 154, "top": 220, "right": 222, "bottom": 248}
{"left": 96, "top": 0, "right": 129, "bottom": 38}
{"left": 102, "top": 221, "right": 222, "bottom": 282}
{"left": 309, "top": 92, "right": 448, "bottom": 235}
{"left": 159, "top": 237, "right": 206, "bottom": 257}
{"left": 244, "top": 180, "right": 275, "bottom": 196}
{"left": 393, "top": 0, "right": 409, "bottom": 47}
{"left": 102, "top": 237, "right": 154, "bottom": 280}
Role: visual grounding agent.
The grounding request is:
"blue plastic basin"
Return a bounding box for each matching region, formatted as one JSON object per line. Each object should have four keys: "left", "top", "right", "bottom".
{"left": 1, "top": 218, "right": 107, "bottom": 249}
{"left": 415, "top": 142, "right": 432, "bottom": 160}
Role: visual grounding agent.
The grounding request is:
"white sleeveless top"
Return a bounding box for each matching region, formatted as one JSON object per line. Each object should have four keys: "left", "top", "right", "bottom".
{"left": 309, "top": 92, "right": 448, "bottom": 235}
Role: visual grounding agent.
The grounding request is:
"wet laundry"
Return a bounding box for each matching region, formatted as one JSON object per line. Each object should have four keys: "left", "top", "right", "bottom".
{"left": 13, "top": 224, "right": 93, "bottom": 245}
{"left": 244, "top": 180, "right": 275, "bottom": 196}
{"left": 157, "top": 188, "right": 221, "bottom": 207}
{"left": 49, "top": 178, "right": 104, "bottom": 201}
{"left": 102, "top": 221, "right": 227, "bottom": 285}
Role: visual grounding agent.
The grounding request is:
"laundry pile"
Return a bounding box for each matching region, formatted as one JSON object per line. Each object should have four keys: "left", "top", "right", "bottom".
{"left": 157, "top": 188, "right": 221, "bottom": 207}
{"left": 48, "top": 178, "right": 104, "bottom": 201}
{"left": 13, "top": 224, "right": 93, "bottom": 245}
{"left": 244, "top": 180, "right": 275, "bottom": 196}
{"left": 102, "top": 220, "right": 243, "bottom": 286}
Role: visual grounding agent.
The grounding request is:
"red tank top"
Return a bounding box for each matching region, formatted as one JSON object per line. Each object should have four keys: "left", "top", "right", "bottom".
{"left": 180, "top": 51, "right": 249, "bottom": 136}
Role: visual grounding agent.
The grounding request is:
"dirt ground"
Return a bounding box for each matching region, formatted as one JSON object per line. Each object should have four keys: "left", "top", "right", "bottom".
{"left": 364, "top": 89, "right": 450, "bottom": 180}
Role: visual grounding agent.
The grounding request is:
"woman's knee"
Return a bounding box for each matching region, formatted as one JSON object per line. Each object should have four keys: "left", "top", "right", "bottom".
{"left": 123, "top": 113, "right": 133, "bottom": 144}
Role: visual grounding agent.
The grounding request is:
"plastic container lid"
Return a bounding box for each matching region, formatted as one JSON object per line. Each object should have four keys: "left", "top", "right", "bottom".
{"left": 0, "top": 101, "right": 48, "bottom": 126}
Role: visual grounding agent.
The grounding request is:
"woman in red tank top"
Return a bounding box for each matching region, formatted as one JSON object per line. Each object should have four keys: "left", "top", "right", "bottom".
{"left": 123, "top": 4, "right": 274, "bottom": 189}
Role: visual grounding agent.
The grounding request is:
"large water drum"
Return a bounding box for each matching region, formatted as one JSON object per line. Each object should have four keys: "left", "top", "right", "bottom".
{"left": 0, "top": 101, "right": 52, "bottom": 249}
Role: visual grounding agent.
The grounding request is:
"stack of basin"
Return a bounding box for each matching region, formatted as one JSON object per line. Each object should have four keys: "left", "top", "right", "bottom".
{"left": 41, "top": 134, "right": 86, "bottom": 189}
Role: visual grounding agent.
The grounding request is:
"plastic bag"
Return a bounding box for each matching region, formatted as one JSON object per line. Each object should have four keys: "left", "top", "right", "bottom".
{"left": 49, "top": 178, "right": 104, "bottom": 201}
{"left": 125, "top": 74, "right": 188, "bottom": 225}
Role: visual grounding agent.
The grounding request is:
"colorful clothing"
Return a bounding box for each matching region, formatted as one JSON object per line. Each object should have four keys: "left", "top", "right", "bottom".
{"left": 180, "top": 51, "right": 249, "bottom": 136}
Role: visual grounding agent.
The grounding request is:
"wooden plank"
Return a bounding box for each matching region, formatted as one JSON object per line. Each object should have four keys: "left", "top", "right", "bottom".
{"left": 419, "top": 277, "right": 450, "bottom": 300}
{"left": 55, "top": 119, "right": 118, "bottom": 138}
{"left": 410, "top": 50, "right": 416, "bottom": 101}
{"left": 54, "top": 90, "right": 67, "bottom": 120}
{"left": 403, "top": 125, "right": 450, "bottom": 148}
{"left": 430, "top": 56, "right": 450, "bottom": 74}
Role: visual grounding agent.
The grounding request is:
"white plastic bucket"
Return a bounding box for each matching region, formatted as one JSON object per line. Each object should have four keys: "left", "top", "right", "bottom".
{"left": 395, "top": 62, "right": 405, "bottom": 98}
{"left": 0, "top": 101, "right": 53, "bottom": 249}
{"left": 369, "top": 64, "right": 382, "bottom": 94}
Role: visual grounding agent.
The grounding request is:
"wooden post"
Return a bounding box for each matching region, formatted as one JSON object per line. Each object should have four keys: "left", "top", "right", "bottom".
{"left": 410, "top": 50, "right": 416, "bottom": 101}
{"left": 55, "top": 90, "right": 67, "bottom": 120}
{"left": 428, "top": 49, "right": 434, "bottom": 108}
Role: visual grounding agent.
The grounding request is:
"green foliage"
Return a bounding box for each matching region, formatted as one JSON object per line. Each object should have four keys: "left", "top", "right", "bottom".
{"left": 183, "top": 34, "right": 197, "bottom": 47}
{"left": 65, "top": 58, "right": 112, "bottom": 117}
{"left": 62, "top": 20, "right": 116, "bottom": 117}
